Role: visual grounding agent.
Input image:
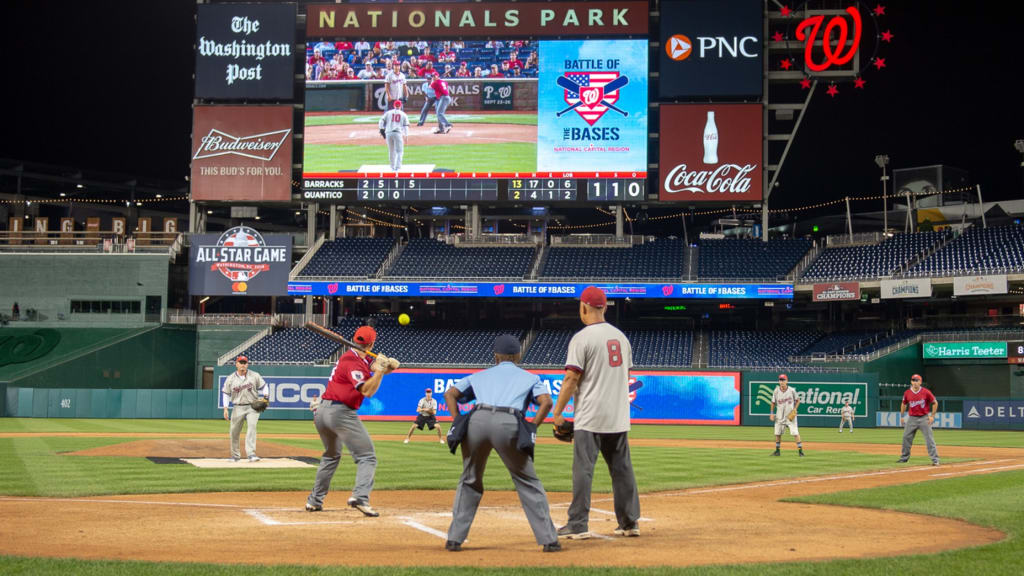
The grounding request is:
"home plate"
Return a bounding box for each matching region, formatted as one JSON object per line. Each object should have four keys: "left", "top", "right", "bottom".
{"left": 357, "top": 164, "right": 435, "bottom": 174}
{"left": 182, "top": 458, "right": 315, "bottom": 469}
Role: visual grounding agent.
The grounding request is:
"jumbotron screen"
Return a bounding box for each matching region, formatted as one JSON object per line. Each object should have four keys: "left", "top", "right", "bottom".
{"left": 302, "top": 38, "right": 647, "bottom": 178}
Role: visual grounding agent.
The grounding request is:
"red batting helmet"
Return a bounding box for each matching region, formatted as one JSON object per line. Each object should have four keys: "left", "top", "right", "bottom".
{"left": 393, "top": 99, "right": 403, "bottom": 109}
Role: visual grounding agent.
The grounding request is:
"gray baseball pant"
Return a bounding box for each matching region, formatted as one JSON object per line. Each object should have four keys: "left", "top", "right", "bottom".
{"left": 229, "top": 404, "right": 259, "bottom": 459}
{"left": 418, "top": 96, "right": 436, "bottom": 125}
{"left": 307, "top": 400, "right": 377, "bottom": 507}
{"left": 565, "top": 430, "right": 641, "bottom": 532}
{"left": 447, "top": 410, "right": 557, "bottom": 545}
{"left": 387, "top": 132, "right": 404, "bottom": 170}
{"left": 839, "top": 416, "right": 854, "bottom": 432}
{"left": 900, "top": 415, "right": 939, "bottom": 463}
{"left": 435, "top": 95, "right": 452, "bottom": 130}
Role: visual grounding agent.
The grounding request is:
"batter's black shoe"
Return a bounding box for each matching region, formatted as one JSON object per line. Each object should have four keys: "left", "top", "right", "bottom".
{"left": 771, "top": 449, "right": 781, "bottom": 456}
{"left": 347, "top": 497, "right": 380, "bottom": 517}
{"left": 305, "top": 503, "right": 322, "bottom": 512}
{"left": 896, "top": 458, "right": 909, "bottom": 463}
{"left": 445, "top": 540, "right": 462, "bottom": 552}
{"left": 543, "top": 542, "right": 562, "bottom": 552}
{"left": 798, "top": 449, "right": 805, "bottom": 457}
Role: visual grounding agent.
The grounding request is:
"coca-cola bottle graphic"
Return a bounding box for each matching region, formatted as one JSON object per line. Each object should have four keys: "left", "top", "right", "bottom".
{"left": 702, "top": 110, "right": 719, "bottom": 165}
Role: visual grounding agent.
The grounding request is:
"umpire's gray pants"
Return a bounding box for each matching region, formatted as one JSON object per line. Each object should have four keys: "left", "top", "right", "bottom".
{"left": 387, "top": 132, "right": 404, "bottom": 170}
{"left": 566, "top": 430, "right": 640, "bottom": 532}
{"left": 900, "top": 415, "right": 939, "bottom": 463}
{"left": 308, "top": 400, "right": 377, "bottom": 507}
{"left": 229, "top": 405, "right": 260, "bottom": 459}
{"left": 447, "top": 410, "right": 557, "bottom": 545}
{"left": 418, "top": 96, "right": 436, "bottom": 124}
{"left": 435, "top": 95, "right": 452, "bottom": 129}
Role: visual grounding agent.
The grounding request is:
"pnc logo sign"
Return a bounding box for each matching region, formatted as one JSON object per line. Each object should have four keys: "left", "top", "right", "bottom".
{"left": 666, "top": 34, "right": 693, "bottom": 60}
{"left": 665, "top": 33, "right": 758, "bottom": 61}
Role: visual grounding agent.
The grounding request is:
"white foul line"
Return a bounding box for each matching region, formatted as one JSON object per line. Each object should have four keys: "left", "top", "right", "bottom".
{"left": 399, "top": 516, "right": 449, "bottom": 540}
{"left": 244, "top": 509, "right": 281, "bottom": 526}
{"left": 931, "top": 463, "right": 1024, "bottom": 478}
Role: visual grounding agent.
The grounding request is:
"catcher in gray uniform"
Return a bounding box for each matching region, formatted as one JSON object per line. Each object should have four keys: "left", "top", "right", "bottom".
{"left": 221, "top": 355, "right": 269, "bottom": 462}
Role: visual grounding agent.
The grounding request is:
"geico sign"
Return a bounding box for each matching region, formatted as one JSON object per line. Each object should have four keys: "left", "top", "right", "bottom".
{"left": 666, "top": 34, "right": 758, "bottom": 61}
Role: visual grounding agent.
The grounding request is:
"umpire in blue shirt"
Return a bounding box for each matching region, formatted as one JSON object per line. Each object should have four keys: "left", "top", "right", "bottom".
{"left": 443, "top": 334, "right": 561, "bottom": 553}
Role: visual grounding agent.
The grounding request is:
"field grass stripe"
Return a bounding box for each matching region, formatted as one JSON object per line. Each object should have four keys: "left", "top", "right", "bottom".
{"left": 0, "top": 496, "right": 243, "bottom": 508}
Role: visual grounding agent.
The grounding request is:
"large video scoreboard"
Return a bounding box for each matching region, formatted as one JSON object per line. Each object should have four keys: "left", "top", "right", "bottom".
{"left": 302, "top": 172, "right": 647, "bottom": 203}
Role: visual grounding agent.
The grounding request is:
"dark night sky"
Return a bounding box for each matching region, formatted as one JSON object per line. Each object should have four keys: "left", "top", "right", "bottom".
{"left": 1, "top": 1, "right": 1022, "bottom": 209}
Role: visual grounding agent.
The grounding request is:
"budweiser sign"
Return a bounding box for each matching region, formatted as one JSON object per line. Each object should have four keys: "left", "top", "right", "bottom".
{"left": 191, "top": 106, "right": 293, "bottom": 202}
{"left": 663, "top": 163, "right": 756, "bottom": 195}
{"left": 659, "top": 104, "right": 763, "bottom": 202}
{"left": 813, "top": 282, "right": 860, "bottom": 302}
{"left": 192, "top": 128, "right": 291, "bottom": 161}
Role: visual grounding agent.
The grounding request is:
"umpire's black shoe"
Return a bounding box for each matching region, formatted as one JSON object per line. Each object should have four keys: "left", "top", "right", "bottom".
{"left": 445, "top": 540, "right": 462, "bottom": 552}
{"left": 543, "top": 542, "right": 562, "bottom": 552}
{"left": 771, "top": 449, "right": 781, "bottom": 456}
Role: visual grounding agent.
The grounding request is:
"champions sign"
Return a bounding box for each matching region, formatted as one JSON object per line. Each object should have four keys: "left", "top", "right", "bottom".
{"left": 188, "top": 227, "right": 292, "bottom": 296}
{"left": 812, "top": 282, "right": 860, "bottom": 302}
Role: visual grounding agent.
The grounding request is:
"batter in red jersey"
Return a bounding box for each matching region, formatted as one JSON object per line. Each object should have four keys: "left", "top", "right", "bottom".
{"left": 897, "top": 374, "right": 939, "bottom": 466}
{"left": 305, "top": 326, "right": 397, "bottom": 516}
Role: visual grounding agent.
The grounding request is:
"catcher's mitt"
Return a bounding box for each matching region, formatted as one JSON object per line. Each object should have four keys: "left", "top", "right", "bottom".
{"left": 787, "top": 410, "right": 797, "bottom": 422}
{"left": 552, "top": 420, "right": 574, "bottom": 443}
{"left": 252, "top": 397, "right": 270, "bottom": 413}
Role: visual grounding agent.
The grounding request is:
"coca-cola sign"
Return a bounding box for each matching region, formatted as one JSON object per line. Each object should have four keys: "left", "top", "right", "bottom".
{"left": 191, "top": 106, "right": 293, "bottom": 202}
{"left": 659, "top": 104, "right": 762, "bottom": 202}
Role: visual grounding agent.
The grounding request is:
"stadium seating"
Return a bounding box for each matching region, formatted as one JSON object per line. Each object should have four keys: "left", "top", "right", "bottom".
{"left": 521, "top": 328, "right": 693, "bottom": 367}
{"left": 240, "top": 327, "right": 340, "bottom": 364}
{"left": 800, "top": 331, "right": 884, "bottom": 356}
{"left": 540, "top": 238, "right": 686, "bottom": 280}
{"left": 296, "top": 238, "right": 395, "bottom": 278}
{"left": 801, "top": 231, "right": 947, "bottom": 281}
{"left": 907, "top": 225, "right": 1024, "bottom": 276}
{"left": 697, "top": 238, "right": 812, "bottom": 280}
{"left": 708, "top": 330, "right": 820, "bottom": 368}
{"left": 386, "top": 239, "right": 535, "bottom": 278}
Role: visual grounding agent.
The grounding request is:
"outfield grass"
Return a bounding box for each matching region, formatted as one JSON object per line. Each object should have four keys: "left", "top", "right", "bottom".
{"left": 303, "top": 142, "right": 537, "bottom": 173}
{"left": 305, "top": 113, "right": 538, "bottom": 127}
{"left": 2, "top": 418, "right": 1020, "bottom": 449}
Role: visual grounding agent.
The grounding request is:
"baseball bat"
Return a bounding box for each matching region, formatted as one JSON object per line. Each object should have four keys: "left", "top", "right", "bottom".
{"left": 556, "top": 101, "right": 584, "bottom": 117}
{"left": 599, "top": 100, "right": 629, "bottom": 117}
{"left": 304, "top": 322, "right": 379, "bottom": 358}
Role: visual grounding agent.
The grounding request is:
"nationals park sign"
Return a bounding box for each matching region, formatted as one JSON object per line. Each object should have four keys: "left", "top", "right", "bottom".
{"left": 748, "top": 380, "right": 869, "bottom": 418}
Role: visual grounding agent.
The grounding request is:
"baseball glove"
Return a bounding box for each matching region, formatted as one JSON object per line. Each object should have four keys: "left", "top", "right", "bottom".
{"left": 252, "top": 397, "right": 270, "bottom": 413}
{"left": 552, "top": 420, "right": 574, "bottom": 443}
{"left": 379, "top": 128, "right": 386, "bottom": 139}
{"left": 787, "top": 411, "right": 797, "bottom": 422}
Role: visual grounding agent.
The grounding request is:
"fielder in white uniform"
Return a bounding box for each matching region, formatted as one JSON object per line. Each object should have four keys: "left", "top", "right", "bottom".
{"left": 404, "top": 388, "right": 445, "bottom": 444}
{"left": 384, "top": 60, "right": 408, "bottom": 106}
{"left": 379, "top": 100, "right": 409, "bottom": 171}
{"left": 839, "top": 400, "right": 854, "bottom": 433}
{"left": 221, "top": 355, "right": 268, "bottom": 462}
{"left": 769, "top": 374, "right": 804, "bottom": 457}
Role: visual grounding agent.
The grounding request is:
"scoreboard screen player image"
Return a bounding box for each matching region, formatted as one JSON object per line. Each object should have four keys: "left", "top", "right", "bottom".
{"left": 302, "top": 38, "right": 647, "bottom": 177}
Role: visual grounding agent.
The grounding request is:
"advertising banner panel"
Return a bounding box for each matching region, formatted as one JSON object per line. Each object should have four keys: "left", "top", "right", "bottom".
{"left": 217, "top": 369, "right": 741, "bottom": 425}
{"left": 658, "top": 0, "right": 763, "bottom": 98}
{"left": 953, "top": 275, "right": 1008, "bottom": 296}
{"left": 880, "top": 278, "right": 933, "bottom": 299}
{"left": 191, "top": 106, "right": 293, "bottom": 202}
{"left": 922, "top": 342, "right": 1007, "bottom": 360}
{"left": 287, "top": 281, "right": 794, "bottom": 299}
{"left": 195, "top": 3, "right": 296, "bottom": 100}
{"left": 659, "top": 104, "right": 762, "bottom": 202}
{"left": 812, "top": 282, "right": 860, "bottom": 302}
{"left": 188, "top": 227, "right": 292, "bottom": 296}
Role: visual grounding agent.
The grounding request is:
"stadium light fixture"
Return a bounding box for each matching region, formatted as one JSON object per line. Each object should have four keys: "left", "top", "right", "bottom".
{"left": 76, "top": 184, "right": 83, "bottom": 189}
{"left": 875, "top": 155, "right": 890, "bottom": 232}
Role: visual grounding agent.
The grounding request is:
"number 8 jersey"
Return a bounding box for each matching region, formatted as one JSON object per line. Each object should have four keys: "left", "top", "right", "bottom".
{"left": 565, "top": 322, "right": 633, "bottom": 433}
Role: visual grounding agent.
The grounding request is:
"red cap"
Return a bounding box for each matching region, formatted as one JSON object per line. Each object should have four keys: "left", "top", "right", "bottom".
{"left": 425, "top": 388, "right": 432, "bottom": 392}
{"left": 393, "top": 99, "right": 403, "bottom": 109}
{"left": 778, "top": 374, "right": 788, "bottom": 381}
{"left": 580, "top": 286, "right": 607, "bottom": 309}
{"left": 354, "top": 326, "right": 377, "bottom": 347}
{"left": 911, "top": 374, "right": 922, "bottom": 381}
{"left": 236, "top": 355, "right": 248, "bottom": 363}
{"left": 461, "top": 61, "right": 467, "bottom": 66}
